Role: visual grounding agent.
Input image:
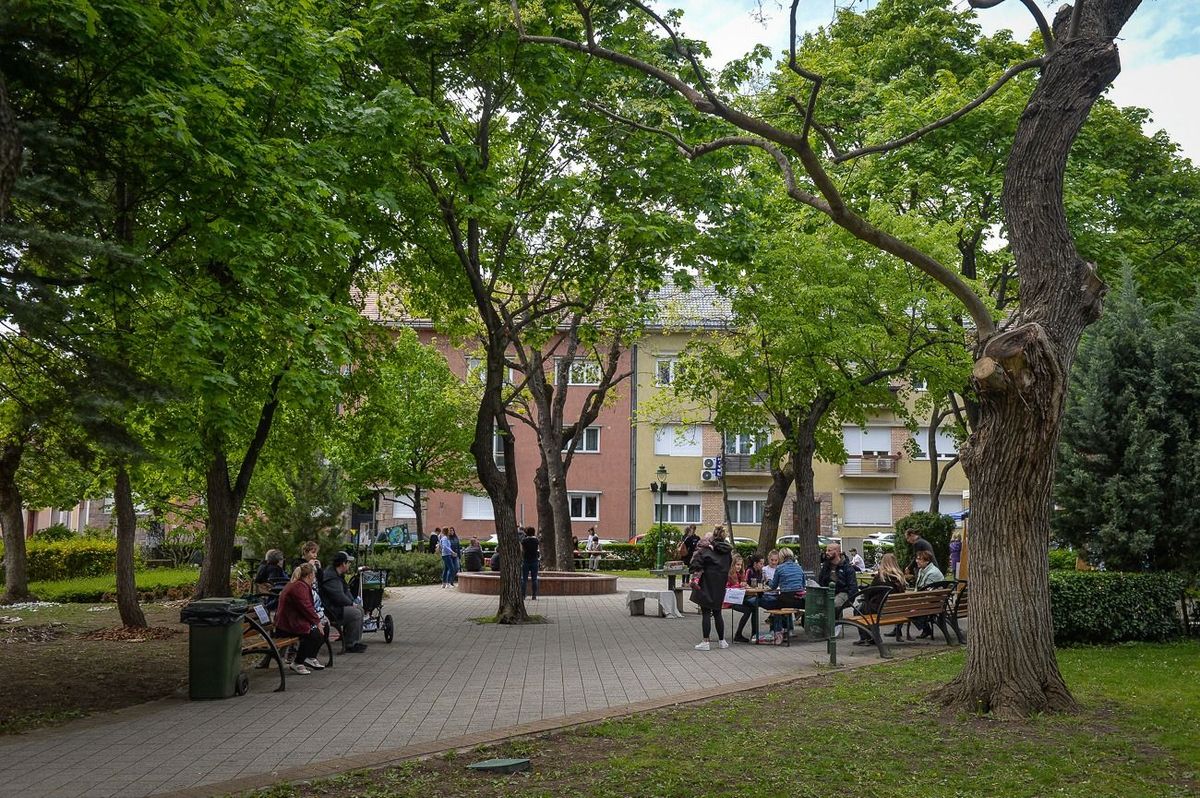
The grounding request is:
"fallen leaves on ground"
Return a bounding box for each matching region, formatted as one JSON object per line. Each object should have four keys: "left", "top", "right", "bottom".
{"left": 1, "top": 623, "right": 66, "bottom": 643}
{"left": 78, "top": 626, "right": 180, "bottom": 642}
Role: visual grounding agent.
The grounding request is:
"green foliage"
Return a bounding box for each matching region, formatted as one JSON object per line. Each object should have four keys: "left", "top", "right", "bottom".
{"left": 893, "top": 511, "right": 954, "bottom": 569}
{"left": 1049, "top": 548, "right": 1077, "bottom": 571}
{"left": 0, "top": 538, "right": 136, "bottom": 582}
{"left": 592, "top": 543, "right": 649, "bottom": 569}
{"left": 29, "top": 568, "right": 199, "bottom": 603}
{"left": 1049, "top": 571, "right": 1186, "bottom": 645}
{"left": 640, "top": 523, "right": 681, "bottom": 563}
{"left": 240, "top": 455, "right": 351, "bottom": 565}
{"left": 35, "top": 524, "right": 76, "bottom": 543}
{"left": 359, "top": 551, "right": 443, "bottom": 586}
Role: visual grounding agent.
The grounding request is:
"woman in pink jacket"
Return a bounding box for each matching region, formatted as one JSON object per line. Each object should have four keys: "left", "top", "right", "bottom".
{"left": 274, "top": 563, "right": 326, "bottom": 675}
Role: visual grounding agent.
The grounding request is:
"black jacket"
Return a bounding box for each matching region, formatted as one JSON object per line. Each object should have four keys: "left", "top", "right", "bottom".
{"left": 462, "top": 546, "right": 484, "bottom": 572}
{"left": 521, "top": 535, "right": 540, "bottom": 563}
{"left": 319, "top": 565, "right": 355, "bottom": 622}
{"left": 818, "top": 558, "right": 859, "bottom": 599}
{"left": 908, "top": 536, "right": 938, "bottom": 572}
{"left": 688, "top": 540, "right": 734, "bottom": 610}
{"left": 861, "top": 573, "right": 905, "bottom": 616}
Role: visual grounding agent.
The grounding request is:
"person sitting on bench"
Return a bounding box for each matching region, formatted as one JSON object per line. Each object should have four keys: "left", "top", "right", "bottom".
{"left": 758, "top": 548, "right": 806, "bottom": 645}
{"left": 817, "top": 542, "right": 859, "bottom": 617}
{"left": 275, "top": 564, "right": 327, "bottom": 675}
{"left": 320, "top": 552, "right": 367, "bottom": 653}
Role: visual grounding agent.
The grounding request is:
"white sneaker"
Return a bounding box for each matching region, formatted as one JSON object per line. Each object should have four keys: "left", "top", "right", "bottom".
{"left": 694, "top": 641, "right": 711, "bottom": 651}
{"left": 289, "top": 663, "right": 311, "bottom": 675}
{"left": 718, "top": 639, "right": 730, "bottom": 649}
{"left": 303, "top": 658, "right": 325, "bottom": 670}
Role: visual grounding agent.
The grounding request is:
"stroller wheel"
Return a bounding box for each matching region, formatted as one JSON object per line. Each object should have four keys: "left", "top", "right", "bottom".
{"left": 383, "top": 614, "right": 394, "bottom": 643}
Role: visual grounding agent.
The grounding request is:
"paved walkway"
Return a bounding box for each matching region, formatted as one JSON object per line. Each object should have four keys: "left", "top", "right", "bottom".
{"left": 0, "top": 579, "right": 946, "bottom": 797}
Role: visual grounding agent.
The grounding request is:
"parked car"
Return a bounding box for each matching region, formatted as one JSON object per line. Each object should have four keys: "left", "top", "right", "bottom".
{"left": 863, "top": 532, "right": 895, "bottom": 546}
{"left": 732, "top": 537, "right": 757, "bottom": 546}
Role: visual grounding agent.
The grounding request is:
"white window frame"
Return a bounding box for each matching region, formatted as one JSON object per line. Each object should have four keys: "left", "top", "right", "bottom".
{"left": 654, "top": 425, "right": 702, "bottom": 457}
{"left": 462, "top": 494, "right": 495, "bottom": 521}
{"left": 911, "top": 427, "right": 958, "bottom": 460}
{"left": 843, "top": 425, "right": 893, "bottom": 457}
{"left": 556, "top": 357, "right": 602, "bottom": 386}
{"left": 568, "top": 492, "right": 600, "bottom": 521}
{"left": 842, "top": 493, "right": 893, "bottom": 526}
{"left": 725, "top": 432, "right": 768, "bottom": 456}
{"left": 726, "top": 497, "right": 766, "bottom": 525}
{"left": 565, "top": 426, "right": 601, "bottom": 454}
{"left": 912, "top": 493, "right": 964, "bottom": 515}
{"left": 652, "top": 492, "right": 702, "bottom": 524}
{"left": 655, "top": 357, "right": 678, "bottom": 386}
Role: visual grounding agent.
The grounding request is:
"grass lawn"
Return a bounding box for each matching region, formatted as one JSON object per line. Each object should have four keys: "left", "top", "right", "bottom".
{"left": 0, "top": 601, "right": 188, "bottom": 734}
{"left": 240, "top": 641, "right": 1199, "bottom": 798}
{"left": 604, "top": 569, "right": 658, "bottom": 578}
{"left": 29, "top": 567, "right": 200, "bottom": 602}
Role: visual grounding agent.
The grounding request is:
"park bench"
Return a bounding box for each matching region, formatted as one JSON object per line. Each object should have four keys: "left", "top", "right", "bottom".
{"left": 764, "top": 607, "right": 805, "bottom": 646}
{"left": 836, "top": 586, "right": 955, "bottom": 659}
{"left": 947, "top": 581, "right": 969, "bottom": 644}
{"left": 241, "top": 604, "right": 333, "bottom": 692}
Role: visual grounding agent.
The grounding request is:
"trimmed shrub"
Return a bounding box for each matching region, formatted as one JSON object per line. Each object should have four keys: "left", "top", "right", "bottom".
{"left": 361, "top": 551, "right": 443, "bottom": 586}
{"left": 36, "top": 523, "right": 76, "bottom": 542}
{"left": 1049, "top": 547, "right": 1076, "bottom": 570}
{"left": 893, "top": 512, "right": 954, "bottom": 570}
{"left": 640, "top": 523, "right": 681, "bottom": 565}
{"left": 0, "top": 538, "right": 135, "bottom": 581}
{"left": 1049, "top": 571, "right": 1185, "bottom": 644}
{"left": 29, "top": 567, "right": 200, "bottom": 603}
{"left": 597, "top": 543, "right": 649, "bottom": 569}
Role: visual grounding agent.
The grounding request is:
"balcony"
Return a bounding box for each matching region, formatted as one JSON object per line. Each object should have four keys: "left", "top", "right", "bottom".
{"left": 841, "top": 455, "right": 899, "bottom": 478}
{"left": 720, "top": 453, "right": 770, "bottom": 474}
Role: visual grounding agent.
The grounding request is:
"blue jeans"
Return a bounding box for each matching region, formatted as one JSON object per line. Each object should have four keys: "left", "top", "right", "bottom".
{"left": 441, "top": 555, "right": 456, "bottom": 585}
{"left": 760, "top": 592, "right": 803, "bottom": 632}
{"left": 521, "top": 560, "right": 539, "bottom": 599}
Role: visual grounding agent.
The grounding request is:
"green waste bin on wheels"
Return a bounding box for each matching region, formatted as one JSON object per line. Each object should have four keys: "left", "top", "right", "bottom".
{"left": 803, "top": 585, "right": 835, "bottom": 640}
{"left": 180, "top": 597, "right": 249, "bottom": 700}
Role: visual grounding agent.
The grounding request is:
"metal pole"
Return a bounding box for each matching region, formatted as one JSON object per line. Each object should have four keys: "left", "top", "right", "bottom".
{"left": 827, "top": 587, "right": 838, "bottom": 666}
{"left": 655, "top": 484, "right": 665, "bottom": 569}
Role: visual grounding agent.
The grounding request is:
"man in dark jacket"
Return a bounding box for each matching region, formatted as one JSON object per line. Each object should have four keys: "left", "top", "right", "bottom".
{"left": 320, "top": 551, "right": 367, "bottom": 652}
{"left": 817, "top": 543, "right": 859, "bottom": 617}
{"left": 903, "top": 529, "right": 938, "bottom": 576}
{"left": 462, "top": 538, "right": 485, "bottom": 572}
{"left": 520, "top": 527, "right": 540, "bottom": 600}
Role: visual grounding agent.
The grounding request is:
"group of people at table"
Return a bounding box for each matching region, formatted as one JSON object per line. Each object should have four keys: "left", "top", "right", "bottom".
{"left": 684, "top": 525, "right": 950, "bottom": 649}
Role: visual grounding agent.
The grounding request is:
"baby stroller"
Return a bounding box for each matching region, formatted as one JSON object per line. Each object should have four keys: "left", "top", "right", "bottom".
{"left": 350, "top": 567, "right": 394, "bottom": 643}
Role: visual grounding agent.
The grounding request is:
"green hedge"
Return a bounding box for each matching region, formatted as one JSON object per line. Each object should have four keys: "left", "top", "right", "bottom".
{"left": 360, "top": 551, "right": 444, "bottom": 586}
{"left": 29, "top": 567, "right": 199, "bottom": 603}
{"left": 0, "top": 538, "right": 133, "bottom": 581}
{"left": 1050, "top": 571, "right": 1185, "bottom": 645}
{"left": 1049, "top": 547, "right": 1076, "bottom": 570}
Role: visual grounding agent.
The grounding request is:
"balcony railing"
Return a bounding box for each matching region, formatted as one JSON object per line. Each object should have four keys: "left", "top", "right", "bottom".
{"left": 841, "top": 455, "right": 899, "bottom": 477}
{"left": 721, "top": 453, "right": 770, "bottom": 474}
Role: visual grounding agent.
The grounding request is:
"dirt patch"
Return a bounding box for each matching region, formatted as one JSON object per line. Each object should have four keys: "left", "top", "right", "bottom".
{"left": 0, "top": 603, "right": 189, "bottom": 735}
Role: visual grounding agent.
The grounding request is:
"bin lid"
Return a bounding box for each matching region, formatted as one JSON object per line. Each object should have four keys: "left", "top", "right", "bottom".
{"left": 180, "top": 597, "right": 249, "bottom": 625}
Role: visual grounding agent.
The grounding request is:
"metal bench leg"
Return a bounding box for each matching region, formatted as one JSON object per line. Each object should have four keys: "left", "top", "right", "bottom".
{"left": 951, "top": 614, "right": 965, "bottom": 644}
{"left": 936, "top": 614, "right": 955, "bottom": 645}
{"left": 872, "top": 624, "right": 893, "bottom": 659}
{"left": 323, "top": 625, "right": 335, "bottom": 668}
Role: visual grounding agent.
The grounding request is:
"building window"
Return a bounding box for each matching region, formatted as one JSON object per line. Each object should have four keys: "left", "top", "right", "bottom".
{"left": 462, "top": 494, "right": 495, "bottom": 520}
{"left": 911, "top": 377, "right": 928, "bottom": 391}
{"left": 911, "top": 427, "right": 958, "bottom": 460}
{"left": 655, "top": 357, "right": 678, "bottom": 386}
{"left": 466, "top": 356, "right": 485, "bottom": 383}
{"left": 842, "top": 425, "right": 893, "bottom": 456}
{"left": 912, "top": 493, "right": 964, "bottom": 515}
{"left": 565, "top": 426, "right": 600, "bottom": 453}
{"left": 493, "top": 431, "right": 507, "bottom": 471}
{"left": 725, "top": 432, "right": 768, "bottom": 455}
{"left": 569, "top": 492, "right": 599, "bottom": 521}
{"left": 653, "top": 492, "right": 702, "bottom": 524}
{"left": 726, "top": 498, "right": 765, "bottom": 525}
{"left": 654, "top": 425, "right": 702, "bottom": 457}
{"left": 842, "top": 493, "right": 893, "bottom": 526}
{"left": 556, "top": 357, "right": 602, "bottom": 386}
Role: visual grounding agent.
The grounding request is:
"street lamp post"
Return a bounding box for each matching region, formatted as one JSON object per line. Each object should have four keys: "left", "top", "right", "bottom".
{"left": 652, "top": 464, "right": 668, "bottom": 569}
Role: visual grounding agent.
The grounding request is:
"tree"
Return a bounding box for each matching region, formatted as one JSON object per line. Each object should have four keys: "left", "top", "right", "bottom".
{"left": 332, "top": 328, "right": 478, "bottom": 541}
{"left": 515, "top": 0, "right": 1147, "bottom": 716}
{"left": 240, "top": 451, "right": 352, "bottom": 566}
{"left": 1156, "top": 300, "right": 1200, "bottom": 577}
{"left": 1054, "top": 269, "right": 1165, "bottom": 569}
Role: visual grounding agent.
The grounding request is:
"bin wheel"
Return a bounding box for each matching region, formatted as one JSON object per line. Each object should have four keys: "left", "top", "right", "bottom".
{"left": 234, "top": 672, "right": 250, "bottom": 696}
{"left": 383, "top": 615, "right": 394, "bottom": 643}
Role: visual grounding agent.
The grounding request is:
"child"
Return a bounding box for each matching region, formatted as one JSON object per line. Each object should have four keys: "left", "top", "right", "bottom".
{"left": 762, "top": 549, "right": 780, "bottom": 585}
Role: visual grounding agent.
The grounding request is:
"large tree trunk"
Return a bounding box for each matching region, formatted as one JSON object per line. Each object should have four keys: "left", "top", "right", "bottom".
{"left": 542, "top": 446, "right": 575, "bottom": 571}
{"left": 757, "top": 458, "right": 794, "bottom": 557}
{"left": 114, "top": 464, "right": 147, "bottom": 627}
{"left": 474, "top": 406, "right": 527, "bottom": 623}
{"left": 411, "top": 485, "right": 424, "bottom": 542}
{"left": 942, "top": 4, "right": 1132, "bottom": 717}
{"left": 198, "top": 451, "right": 237, "bottom": 598}
{"left": 790, "top": 437, "right": 821, "bottom": 573}
{"left": 534, "top": 460, "right": 557, "bottom": 568}
{"left": 0, "top": 442, "right": 33, "bottom": 604}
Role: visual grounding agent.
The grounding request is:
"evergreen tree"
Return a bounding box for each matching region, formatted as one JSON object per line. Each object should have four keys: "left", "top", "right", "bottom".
{"left": 1053, "top": 269, "right": 1166, "bottom": 570}
{"left": 1155, "top": 299, "right": 1200, "bottom": 576}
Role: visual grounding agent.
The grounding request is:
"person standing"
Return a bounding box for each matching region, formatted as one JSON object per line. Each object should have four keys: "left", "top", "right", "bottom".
{"left": 449, "top": 528, "right": 462, "bottom": 585}
{"left": 949, "top": 530, "right": 962, "bottom": 579}
{"left": 680, "top": 524, "right": 701, "bottom": 567}
{"left": 428, "top": 528, "right": 441, "bottom": 555}
{"left": 903, "top": 528, "right": 937, "bottom": 577}
{"left": 319, "top": 552, "right": 367, "bottom": 653}
{"left": 688, "top": 526, "right": 734, "bottom": 650}
{"left": 521, "top": 526, "right": 540, "bottom": 600}
{"left": 438, "top": 531, "right": 457, "bottom": 588}
{"left": 586, "top": 530, "right": 602, "bottom": 571}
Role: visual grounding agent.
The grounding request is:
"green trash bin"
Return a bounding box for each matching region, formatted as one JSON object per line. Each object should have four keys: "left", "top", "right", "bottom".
{"left": 804, "top": 585, "right": 835, "bottom": 640}
{"left": 180, "top": 597, "right": 249, "bottom": 700}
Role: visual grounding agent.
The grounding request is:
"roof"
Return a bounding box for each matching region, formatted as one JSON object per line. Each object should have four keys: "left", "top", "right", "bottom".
{"left": 646, "top": 276, "right": 731, "bottom": 330}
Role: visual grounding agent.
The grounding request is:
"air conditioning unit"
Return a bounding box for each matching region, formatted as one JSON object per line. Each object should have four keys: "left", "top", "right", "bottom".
{"left": 700, "top": 468, "right": 718, "bottom": 482}
{"left": 876, "top": 457, "right": 895, "bottom": 473}
{"left": 702, "top": 456, "right": 719, "bottom": 470}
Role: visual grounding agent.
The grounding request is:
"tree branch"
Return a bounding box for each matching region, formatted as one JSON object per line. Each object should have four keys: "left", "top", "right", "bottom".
{"left": 969, "top": 0, "right": 1055, "bottom": 52}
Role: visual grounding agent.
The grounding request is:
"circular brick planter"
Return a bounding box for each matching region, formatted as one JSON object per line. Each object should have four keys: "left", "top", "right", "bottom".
{"left": 456, "top": 570, "right": 618, "bottom": 596}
